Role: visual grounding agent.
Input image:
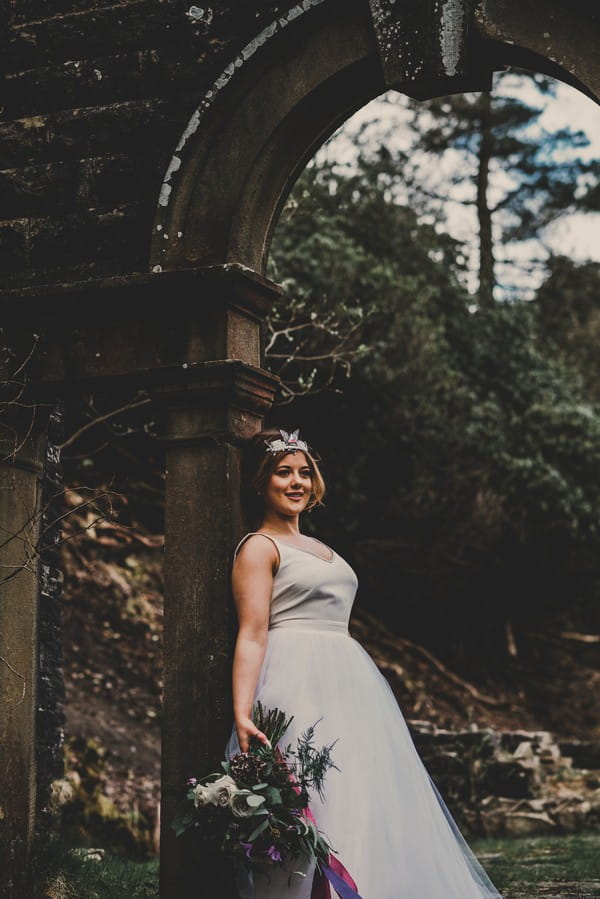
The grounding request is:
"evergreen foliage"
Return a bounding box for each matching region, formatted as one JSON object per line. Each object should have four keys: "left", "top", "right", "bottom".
{"left": 266, "top": 122, "right": 600, "bottom": 667}
{"left": 404, "top": 72, "right": 600, "bottom": 303}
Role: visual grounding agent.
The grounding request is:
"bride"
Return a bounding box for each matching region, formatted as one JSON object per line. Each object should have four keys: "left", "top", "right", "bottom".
{"left": 225, "top": 427, "right": 503, "bottom": 898}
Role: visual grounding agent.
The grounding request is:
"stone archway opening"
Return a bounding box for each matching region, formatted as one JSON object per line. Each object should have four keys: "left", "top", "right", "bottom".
{"left": 261, "top": 62, "right": 600, "bottom": 660}
{"left": 152, "top": 6, "right": 600, "bottom": 896}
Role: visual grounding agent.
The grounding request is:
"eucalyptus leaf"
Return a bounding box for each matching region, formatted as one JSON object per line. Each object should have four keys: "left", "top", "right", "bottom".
{"left": 265, "top": 786, "right": 283, "bottom": 805}
{"left": 247, "top": 818, "right": 270, "bottom": 842}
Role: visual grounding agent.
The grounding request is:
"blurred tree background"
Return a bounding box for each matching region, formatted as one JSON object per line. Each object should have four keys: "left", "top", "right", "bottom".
{"left": 265, "top": 70, "right": 600, "bottom": 681}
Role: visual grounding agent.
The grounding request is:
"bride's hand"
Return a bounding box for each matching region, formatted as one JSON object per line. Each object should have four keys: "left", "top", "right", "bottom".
{"left": 236, "top": 716, "right": 271, "bottom": 753}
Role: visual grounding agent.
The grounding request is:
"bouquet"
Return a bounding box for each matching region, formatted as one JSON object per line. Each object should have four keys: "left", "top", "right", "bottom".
{"left": 171, "top": 701, "right": 362, "bottom": 897}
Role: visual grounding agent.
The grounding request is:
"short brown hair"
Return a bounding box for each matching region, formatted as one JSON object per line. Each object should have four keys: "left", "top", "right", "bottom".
{"left": 241, "top": 428, "right": 326, "bottom": 528}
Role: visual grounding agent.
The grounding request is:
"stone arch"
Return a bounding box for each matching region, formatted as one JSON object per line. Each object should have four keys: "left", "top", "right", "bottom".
{"left": 151, "top": 5, "right": 600, "bottom": 896}
{"left": 150, "top": 0, "right": 600, "bottom": 280}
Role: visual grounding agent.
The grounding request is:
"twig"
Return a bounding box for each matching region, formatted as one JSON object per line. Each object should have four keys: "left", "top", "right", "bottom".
{"left": 60, "top": 394, "right": 151, "bottom": 450}
{"left": 0, "top": 654, "right": 26, "bottom": 704}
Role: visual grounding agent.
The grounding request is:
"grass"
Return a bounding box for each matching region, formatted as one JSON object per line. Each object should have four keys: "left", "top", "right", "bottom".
{"left": 32, "top": 836, "right": 158, "bottom": 899}
{"left": 471, "top": 833, "right": 600, "bottom": 897}
{"left": 32, "top": 832, "right": 600, "bottom": 897}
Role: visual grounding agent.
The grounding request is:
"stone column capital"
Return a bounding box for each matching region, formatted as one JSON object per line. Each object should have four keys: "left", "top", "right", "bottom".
{"left": 368, "top": 0, "right": 494, "bottom": 98}
{"left": 149, "top": 359, "right": 280, "bottom": 447}
{"left": 2, "top": 263, "right": 283, "bottom": 387}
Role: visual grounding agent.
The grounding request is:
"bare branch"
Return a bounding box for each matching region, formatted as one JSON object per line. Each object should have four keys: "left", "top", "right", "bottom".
{"left": 60, "top": 393, "right": 151, "bottom": 450}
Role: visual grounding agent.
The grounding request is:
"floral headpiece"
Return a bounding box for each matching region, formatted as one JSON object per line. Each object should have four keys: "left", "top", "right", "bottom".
{"left": 264, "top": 429, "right": 309, "bottom": 455}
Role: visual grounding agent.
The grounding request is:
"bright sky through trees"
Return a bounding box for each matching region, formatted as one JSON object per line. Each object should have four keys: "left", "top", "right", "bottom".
{"left": 315, "top": 76, "right": 600, "bottom": 299}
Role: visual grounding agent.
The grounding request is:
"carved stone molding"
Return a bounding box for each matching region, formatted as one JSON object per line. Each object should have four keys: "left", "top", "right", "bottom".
{"left": 150, "top": 359, "right": 280, "bottom": 447}
{"left": 368, "top": 0, "right": 494, "bottom": 97}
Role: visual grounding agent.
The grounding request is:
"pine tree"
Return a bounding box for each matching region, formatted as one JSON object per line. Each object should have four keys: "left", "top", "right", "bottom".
{"left": 406, "top": 72, "right": 600, "bottom": 305}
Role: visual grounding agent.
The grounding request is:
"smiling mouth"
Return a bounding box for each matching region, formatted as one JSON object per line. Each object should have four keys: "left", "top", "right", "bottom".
{"left": 286, "top": 493, "right": 304, "bottom": 499}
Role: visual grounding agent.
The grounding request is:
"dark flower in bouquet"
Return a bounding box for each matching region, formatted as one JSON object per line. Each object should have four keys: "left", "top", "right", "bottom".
{"left": 229, "top": 751, "right": 269, "bottom": 788}
{"left": 171, "top": 702, "right": 362, "bottom": 893}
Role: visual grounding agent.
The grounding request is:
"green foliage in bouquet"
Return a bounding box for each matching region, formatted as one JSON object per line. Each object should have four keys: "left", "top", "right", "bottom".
{"left": 171, "top": 703, "right": 340, "bottom": 879}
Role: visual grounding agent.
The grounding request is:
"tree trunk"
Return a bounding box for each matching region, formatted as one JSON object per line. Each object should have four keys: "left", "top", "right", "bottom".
{"left": 477, "top": 91, "right": 495, "bottom": 307}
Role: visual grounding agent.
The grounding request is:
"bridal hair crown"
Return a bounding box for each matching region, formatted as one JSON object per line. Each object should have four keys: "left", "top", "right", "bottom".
{"left": 264, "top": 429, "right": 309, "bottom": 454}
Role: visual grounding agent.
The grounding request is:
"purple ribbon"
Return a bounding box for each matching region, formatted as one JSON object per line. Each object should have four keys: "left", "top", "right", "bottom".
{"left": 318, "top": 859, "right": 363, "bottom": 899}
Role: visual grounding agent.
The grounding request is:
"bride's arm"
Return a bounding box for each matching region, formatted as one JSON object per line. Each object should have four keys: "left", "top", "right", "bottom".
{"left": 231, "top": 537, "right": 278, "bottom": 752}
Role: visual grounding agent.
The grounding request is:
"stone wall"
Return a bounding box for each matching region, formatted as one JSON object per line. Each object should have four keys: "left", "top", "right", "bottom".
{"left": 409, "top": 721, "right": 600, "bottom": 837}
{"left": 0, "top": 1, "right": 303, "bottom": 290}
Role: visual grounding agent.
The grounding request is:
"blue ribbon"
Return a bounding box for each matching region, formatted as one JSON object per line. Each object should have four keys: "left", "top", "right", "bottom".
{"left": 319, "top": 861, "right": 364, "bottom": 899}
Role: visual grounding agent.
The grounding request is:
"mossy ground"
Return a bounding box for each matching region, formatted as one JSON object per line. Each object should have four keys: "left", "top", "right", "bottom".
{"left": 33, "top": 836, "right": 158, "bottom": 899}
{"left": 472, "top": 832, "right": 600, "bottom": 897}
{"left": 34, "top": 833, "right": 600, "bottom": 898}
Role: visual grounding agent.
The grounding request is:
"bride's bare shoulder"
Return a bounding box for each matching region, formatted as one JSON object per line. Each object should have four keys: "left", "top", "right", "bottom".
{"left": 233, "top": 532, "right": 280, "bottom": 571}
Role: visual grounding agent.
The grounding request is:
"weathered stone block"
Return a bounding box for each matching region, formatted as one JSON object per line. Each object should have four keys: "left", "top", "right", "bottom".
{"left": 10, "top": 0, "right": 103, "bottom": 27}
{"left": 6, "top": 2, "right": 195, "bottom": 71}
{"left": 39, "top": 594, "right": 62, "bottom": 627}
{"left": 39, "top": 630, "right": 64, "bottom": 671}
{"left": 0, "top": 219, "right": 29, "bottom": 277}
{"left": 2, "top": 53, "right": 146, "bottom": 120}
{"left": 420, "top": 750, "right": 468, "bottom": 777}
{"left": 46, "top": 99, "right": 189, "bottom": 164}
{"left": 558, "top": 740, "right": 600, "bottom": 771}
{"left": 0, "top": 115, "right": 50, "bottom": 169}
{"left": 0, "top": 159, "right": 93, "bottom": 218}
{"left": 38, "top": 671, "right": 65, "bottom": 708}
{"left": 480, "top": 757, "right": 541, "bottom": 799}
{"left": 88, "top": 153, "right": 164, "bottom": 208}
{"left": 27, "top": 203, "right": 147, "bottom": 278}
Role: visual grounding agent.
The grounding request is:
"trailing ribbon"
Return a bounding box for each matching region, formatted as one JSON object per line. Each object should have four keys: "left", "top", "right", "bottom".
{"left": 278, "top": 747, "right": 362, "bottom": 899}
{"left": 301, "top": 793, "right": 362, "bottom": 898}
{"left": 316, "top": 858, "right": 363, "bottom": 899}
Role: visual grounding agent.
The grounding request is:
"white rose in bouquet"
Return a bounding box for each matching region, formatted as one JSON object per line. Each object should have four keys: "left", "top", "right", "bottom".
{"left": 194, "top": 775, "right": 237, "bottom": 808}
{"left": 230, "top": 789, "right": 262, "bottom": 818}
{"left": 211, "top": 775, "right": 238, "bottom": 807}
{"left": 192, "top": 783, "right": 214, "bottom": 807}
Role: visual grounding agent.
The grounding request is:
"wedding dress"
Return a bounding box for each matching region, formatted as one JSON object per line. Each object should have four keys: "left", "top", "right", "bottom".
{"left": 225, "top": 532, "right": 503, "bottom": 899}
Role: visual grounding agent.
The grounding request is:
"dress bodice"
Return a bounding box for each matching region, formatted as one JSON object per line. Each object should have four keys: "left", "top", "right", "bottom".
{"left": 234, "top": 533, "right": 358, "bottom": 634}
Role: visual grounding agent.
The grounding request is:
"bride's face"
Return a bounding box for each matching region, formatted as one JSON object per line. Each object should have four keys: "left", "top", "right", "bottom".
{"left": 263, "top": 452, "right": 312, "bottom": 518}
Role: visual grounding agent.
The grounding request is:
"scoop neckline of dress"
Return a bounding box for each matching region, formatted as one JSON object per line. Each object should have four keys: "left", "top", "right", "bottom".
{"left": 257, "top": 532, "right": 335, "bottom": 563}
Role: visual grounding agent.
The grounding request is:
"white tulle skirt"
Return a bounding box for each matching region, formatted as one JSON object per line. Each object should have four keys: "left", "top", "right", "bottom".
{"left": 225, "top": 626, "right": 503, "bottom": 899}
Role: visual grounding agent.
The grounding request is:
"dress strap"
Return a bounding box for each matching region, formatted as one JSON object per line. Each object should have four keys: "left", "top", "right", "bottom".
{"left": 233, "top": 532, "right": 281, "bottom": 564}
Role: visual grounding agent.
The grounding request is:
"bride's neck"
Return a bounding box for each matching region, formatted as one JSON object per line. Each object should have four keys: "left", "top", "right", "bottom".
{"left": 259, "top": 513, "right": 301, "bottom": 536}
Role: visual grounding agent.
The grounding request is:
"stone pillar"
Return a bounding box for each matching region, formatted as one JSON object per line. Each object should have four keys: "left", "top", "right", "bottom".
{"left": 0, "top": 412, "right": 47, "bottom": 899}
{"left": 155, "top": 361, "right": 278, "bottom": 899}
{"left": 35, "top": 405, "right": 65, "bottom": 832}
{"left": 0, "top": 262, "right": 282, "bottom": 896}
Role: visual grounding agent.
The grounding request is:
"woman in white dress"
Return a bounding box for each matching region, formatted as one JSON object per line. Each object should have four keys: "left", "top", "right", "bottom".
{"left": 225, "top": 427, "right": 503, "bottom": 899}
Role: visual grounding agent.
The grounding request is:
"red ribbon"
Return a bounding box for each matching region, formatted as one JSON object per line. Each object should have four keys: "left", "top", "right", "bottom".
{"left": 277, "top": 748, "right": 361, "bottom": 899}
{"left": 303, "top": 803, "right": 361, "bottom": 898}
